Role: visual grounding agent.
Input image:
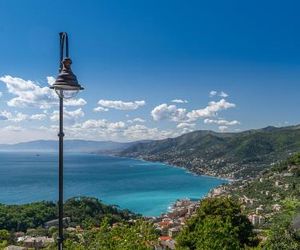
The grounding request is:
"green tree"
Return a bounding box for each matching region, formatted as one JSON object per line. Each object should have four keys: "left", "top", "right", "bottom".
{"left": 176, "top": 197, "right": 258, "bottom": 250}
{"left": 0, "top": 229, "right": 10, "bottom": 248}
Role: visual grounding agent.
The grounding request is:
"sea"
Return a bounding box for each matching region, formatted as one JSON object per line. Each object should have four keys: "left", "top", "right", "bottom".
{"left": 0, "top": 152, "right": 226, "bottom": 216}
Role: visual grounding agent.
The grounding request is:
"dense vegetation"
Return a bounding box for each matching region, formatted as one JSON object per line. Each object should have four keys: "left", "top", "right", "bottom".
{"left": 58, "top": 219, "right": 158, "bottom": 250}
{"left": 176, "top": 197, "right": 258, "bottom": 249}
{"left": 221, "top": 152, "right": 300, "bottom": 249}
{"left": 119, "top": 125, "right": 300, "bottom": 179}
{"left": 0, "top": 197, "right": 137, "bottom": 232}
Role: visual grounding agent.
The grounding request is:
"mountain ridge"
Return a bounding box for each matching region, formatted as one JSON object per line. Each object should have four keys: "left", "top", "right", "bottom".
{"left": 118, "top": 124, "right": 300, "bottom": 179}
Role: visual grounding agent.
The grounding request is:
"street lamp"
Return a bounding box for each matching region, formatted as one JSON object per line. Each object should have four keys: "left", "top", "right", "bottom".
{"left": 50, "top": 32, "right": 84, "bottom": 250}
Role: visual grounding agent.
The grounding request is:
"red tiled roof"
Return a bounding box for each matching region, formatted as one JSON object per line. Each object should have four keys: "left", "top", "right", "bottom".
{"left": 159, "top": 236, "right": 172, "bottom": 241}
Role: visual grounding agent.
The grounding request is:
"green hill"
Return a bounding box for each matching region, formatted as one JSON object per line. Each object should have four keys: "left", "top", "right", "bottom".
{"left": 119, "top": 125, "right": 300, "bottom": 179}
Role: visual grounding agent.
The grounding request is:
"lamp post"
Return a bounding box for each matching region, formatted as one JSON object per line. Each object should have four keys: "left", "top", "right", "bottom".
{"left": 50, "top": 32, "right": 84, "bottom": 250}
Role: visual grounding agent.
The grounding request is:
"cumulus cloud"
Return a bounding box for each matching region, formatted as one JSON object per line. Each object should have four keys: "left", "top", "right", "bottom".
{"left": 171, "top": 99, "right": 188, "bottom": 104}
{"left": 187, "top": 99, "right": 236, "bottom": 121}
{"left": 151, "top": 104, "right": 187, "bottom": 122}
{"left": 0, "top": 110, "right": 48, "bottom": 122}
{"left": 30, "top": 114, "right": 47, "bottom": 121}
{"left": 65, "top": 98, "right": 87, "bottom": 106}
{"left": 50, "top": 108, "right": 84, "bottom": 122}
{"left": 79, "top": 119, "right": 125, "bottom": 130}
{"left": 46, "top": 76, "right": 56, "bottom": 86}
{"left": 93, "top": 106, "right": 109, "bottom": 112}
{"left": 66, "top": 119, "right": 127, "bottom": 140}
{"left": 218, "top": 126, "right": 228, "bottom": 132}
{"left": 0, "top": 75, "right": 86, "bottom": 109}
{"left": 209, "top": 90, "right": 217, "bottom": 97}
{"left": 0, "top": 111, "right": 10, "bottom": 120}
{"left": 2, "top": 125, "right": 23, "bottom": 132}
{"left": 209, "top": 90, "right": 229, "bottom": 98}
{"left": 123, "top": 124, "right": 176, "bottom": 141}
{"left": 127, "top": 118, "right": 146, "bottom": 124}
{"left": 97, "top": 99, "right": 146, "bottom": 110}
{"left": 204, "top": 118, "right": 240, "bottom": 126}
{"left": 176, "top": 122, "right": 196, "bottom": 129}
{"left": 219, "top": 91, "right": 229, "bottom": 98}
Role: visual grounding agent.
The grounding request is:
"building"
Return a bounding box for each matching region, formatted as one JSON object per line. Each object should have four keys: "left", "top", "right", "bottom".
{"left": 157, "top": 236, "right": 176, "bottom": 250}
{"left": 272, "top": 204, "right": 282, "bottom": 212}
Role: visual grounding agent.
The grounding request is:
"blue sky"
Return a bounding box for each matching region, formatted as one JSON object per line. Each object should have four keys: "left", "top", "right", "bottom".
{"left": 0, "top": 0, "right": 299, "bottom": 143}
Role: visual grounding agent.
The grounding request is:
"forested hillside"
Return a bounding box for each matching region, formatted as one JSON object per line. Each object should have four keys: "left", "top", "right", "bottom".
{"left": 119, "top": 125, "right": 300, "bottom": 179}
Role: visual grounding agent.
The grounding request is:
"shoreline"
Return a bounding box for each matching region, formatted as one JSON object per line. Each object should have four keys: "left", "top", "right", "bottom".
{"left": 1, "top": 152, "right": 229, "bottom": 217}
{"left": 113, "top": 154, "right": 235, "bottom": 182}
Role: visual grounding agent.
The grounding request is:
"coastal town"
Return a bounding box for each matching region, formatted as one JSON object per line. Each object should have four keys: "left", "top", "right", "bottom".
{"left": 4, "top": 154, "right": 300, "bottom": 249}
{"left": 4, "top": 198, "right": 199, "bottom": 250}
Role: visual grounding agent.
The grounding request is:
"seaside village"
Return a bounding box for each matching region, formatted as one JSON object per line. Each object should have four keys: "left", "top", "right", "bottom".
{"left": 5, "top": 166, "right": 296, "bottom": 250}
{"left": 5, "top": 199, "right": 199, "bottom": 250}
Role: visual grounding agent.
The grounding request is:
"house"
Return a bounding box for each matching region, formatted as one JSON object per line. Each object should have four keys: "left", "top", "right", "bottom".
{"left": 5, "top": 246, "right": 26, "bottom": 250}
{"left": 44, "top": 217, "right": 70, "bottom": 228}
{"left": 157, "top": 236, "right": 176, "bottom": 250}
{"left": 272, "top": 204, "right": 282, "bottom": 212}
{"left": 23, "top": 236, "right": 54, "bottom": 249}
{"left": 168, "top": 227, "right": 181, "bottom": 238}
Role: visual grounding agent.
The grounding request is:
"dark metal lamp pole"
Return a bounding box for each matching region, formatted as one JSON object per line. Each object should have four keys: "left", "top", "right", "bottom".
{"left": 50, "top": 32, "right": 84, "bottom": 250}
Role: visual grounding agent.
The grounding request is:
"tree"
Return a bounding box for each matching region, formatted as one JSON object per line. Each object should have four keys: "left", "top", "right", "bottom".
{"left": 176, "top": 197, "right": 258, "bottom": 250}
{"left": 0, "top": 229, "right": 10, "bottom": 248}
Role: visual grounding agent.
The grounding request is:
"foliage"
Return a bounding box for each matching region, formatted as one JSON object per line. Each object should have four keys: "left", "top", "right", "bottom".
{"left": 0, "top": 201, "right": 56, "bottom": 232}
{"left": 0, "top": 197, "right": 138, "bottom": 233}
{"left": 64, "top": 197, "right": 137, "bottom": 229}
{"left": 176, "top": 197, "right": 258, "bottom": 250}
{"left": 262, "top": 198, "right": 300, "bottom": 249}
{"left": 120, "top": 126, "right": 300, "bottom": 178}
{"left": 46, "top": 218, "right": 158, "bottom": 250}
{"left": 0, "top": 229, "right": 9, "bottom": 248}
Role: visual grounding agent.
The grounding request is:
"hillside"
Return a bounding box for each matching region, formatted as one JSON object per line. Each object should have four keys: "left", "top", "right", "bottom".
{"left": 119, "top": 125, "right": 300, "bottom": 179}
{"left": 209, "top": 153, "right": 300, "bottom": 248}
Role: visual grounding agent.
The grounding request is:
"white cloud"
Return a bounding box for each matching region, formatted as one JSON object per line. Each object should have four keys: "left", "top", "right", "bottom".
{"left": 0, "top": 110, "right": 48, "bottom": 122}
{"left": 93, "top": 106, "right": 109, "bottom": 112}
{"left": 209, "top": 90, "right": 229, "bottom": 98}
{"left": 65, "top": 98, "right": 87, "bottom": 107}
{"left": 0, "top": 92, "right": 2, "bottom": 98}
{"left": 151, "top": 104, "right": 187, "bottom": 122}
{"left": 79, "top": 119, "right": 125, "bottom": 130}
{"left": 0, "top": 75, "right": 57, "bottom": 109}
{"left": 0, "top": 111, "right": 10, "bottom": 120}
{"left": 187, "top": 99, "right": 236, "bottom": 121}
{"left": 50, "top": 108, "right": 84, "bottom": 122}
{"left": 97, "top": 99, "right": 146, "bottom": 110}
{"left": 204, "top": 118, "right": 240, "bottom": 126}
{"left": 176, "top": 122, "right": 196, "bottom": 129}
{"left": 13, "top": 112, "right": 28, "bottom": 122}
{"left": 0, "top": 75, "right": 86, "bottom": 109}
{"left": 30, "top": 114, "right": 47, "bottom": 121}
{"left": 209, "top": 90, "right": 217, "bottom": 97}
{"left": 127, "top": 118, "right": 146, "bottom": 124}
{"left": 171, "top": 99, "right": 188, "bottom": 104}
{"left": 218, "top": 126, "right": 228, "bottom": 132}
{"left": 123, "top": 124, "right": 176, "bottom": 141}
{"left": 46, "top": 76, "right": 56, "bottom": 86}
{"left": 2, "top": 125, "right": 23, "bottom": 132}
{"left": 219, "top": 91, "right": 229, "bottom": 98}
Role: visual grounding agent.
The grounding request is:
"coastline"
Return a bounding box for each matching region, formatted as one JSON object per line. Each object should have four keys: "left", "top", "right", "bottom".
{"left": 113, "top": 154, "right": 235, "bottom": 182}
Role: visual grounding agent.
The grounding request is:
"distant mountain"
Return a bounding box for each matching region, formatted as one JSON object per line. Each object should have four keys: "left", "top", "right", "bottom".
{"left": 118, "top": 125, "right": 300, "bottom": 179}
{"left": 0, "top": 139, "right": 137, "bottom": 153}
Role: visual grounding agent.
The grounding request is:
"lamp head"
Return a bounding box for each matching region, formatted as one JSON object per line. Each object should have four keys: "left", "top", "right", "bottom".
{"left": 51, "top": 58, "right": 84, "bottom": 98}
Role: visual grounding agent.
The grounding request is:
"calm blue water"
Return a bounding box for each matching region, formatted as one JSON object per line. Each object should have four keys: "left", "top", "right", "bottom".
{"left": 0, "top": 152, "right": 226, "bottom": 216}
